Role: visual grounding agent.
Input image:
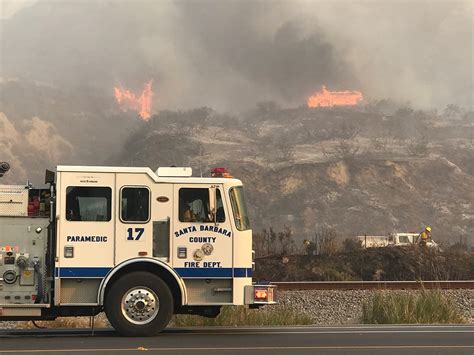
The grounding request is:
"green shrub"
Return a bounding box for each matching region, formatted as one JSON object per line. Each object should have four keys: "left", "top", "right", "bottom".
{"left": 174, "top": 306, "right": 312, "bottom": 326}
{"left": 362, "top": 289, "right": 466, "bottom": 324}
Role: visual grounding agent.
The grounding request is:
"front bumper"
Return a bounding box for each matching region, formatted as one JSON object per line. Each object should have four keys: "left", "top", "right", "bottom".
{"left": 244, "top": 284, "right": 277, "bottom": 305}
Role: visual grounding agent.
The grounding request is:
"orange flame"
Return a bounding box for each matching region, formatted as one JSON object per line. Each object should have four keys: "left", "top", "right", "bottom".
{"left": 114, "top": 81, "right": 153, "bottom": 120}
{"left": 307, "top": 85, "right": 363, "bottom": 108}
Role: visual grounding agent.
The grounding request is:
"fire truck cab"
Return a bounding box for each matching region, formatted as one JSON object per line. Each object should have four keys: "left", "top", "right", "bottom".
{"left": 0, "top": 166, "right": 275, "bottom": 336}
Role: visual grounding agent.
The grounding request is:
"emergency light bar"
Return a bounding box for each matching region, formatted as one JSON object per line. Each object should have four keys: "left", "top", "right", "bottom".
{"left": 210, "top": 167, "right": 233, "bottom": 178}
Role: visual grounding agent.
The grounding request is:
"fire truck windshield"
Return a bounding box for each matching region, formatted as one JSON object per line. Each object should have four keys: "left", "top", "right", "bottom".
{"left": 229, "top": 186, "right": 250, "bottom": 231}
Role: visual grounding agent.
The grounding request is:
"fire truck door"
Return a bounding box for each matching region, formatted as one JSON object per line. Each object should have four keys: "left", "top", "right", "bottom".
{"left": 115, "top": 178, "right": 173, "bottom": 264}
{"left": 57, "top": 172, "right": 115, "bottom": 277}
{"left": 172, "top": 184, "right": 233, "bottom": 277}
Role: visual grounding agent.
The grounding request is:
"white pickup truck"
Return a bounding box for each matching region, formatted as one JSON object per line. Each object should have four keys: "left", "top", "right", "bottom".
{"left": 357, "top": 233, "right": 438, "bottom": 249}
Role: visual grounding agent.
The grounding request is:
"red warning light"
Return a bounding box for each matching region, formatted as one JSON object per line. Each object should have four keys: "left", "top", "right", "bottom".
{"left": 255, "top": 289, "right": 268, "bottom": 300}
{"left": 210, "top": 168, "right": 233, "bottom": 178}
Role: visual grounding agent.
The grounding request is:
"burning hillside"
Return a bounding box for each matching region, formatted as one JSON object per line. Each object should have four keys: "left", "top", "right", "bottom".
{"left": 111, "top": 104, "right": 473, "bottom": 245}
{"left": 114, "top": 81, "right": 153, "bottom": 120}
{"left": 307, "top": 86, "right": 363, "bottom": 108}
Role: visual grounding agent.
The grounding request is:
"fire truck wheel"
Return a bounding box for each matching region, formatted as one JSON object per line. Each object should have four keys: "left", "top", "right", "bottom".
{"left": 105, "top": 271, "right": 174, "bottom": 336}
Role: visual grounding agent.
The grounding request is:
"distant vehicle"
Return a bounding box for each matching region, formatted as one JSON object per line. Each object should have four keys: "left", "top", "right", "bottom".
{"left": 0, "top": 165, "right": 275, "bottom": 336}
{"left": 357, "top": 233, "right": 438, "bottom": 249}
{"left": 389, "top": 232, "right": 439, "bottom": 249}
{"left": 389, "top": 232, "right": 420, "bottom": 246}
{"left": 356, "top": 235, "right": 389, "bottom": 248}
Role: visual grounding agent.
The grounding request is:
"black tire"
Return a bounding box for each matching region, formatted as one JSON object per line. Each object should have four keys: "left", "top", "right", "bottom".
{"left": 105, "top": 271, "right": 174, "bottom": 336}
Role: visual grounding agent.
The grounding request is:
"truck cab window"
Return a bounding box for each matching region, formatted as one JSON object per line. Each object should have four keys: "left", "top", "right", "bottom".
{"left": 229, "top": 186, "right": 250, "bottom": 231}
{"left": 179, "top": 188, "right": 225, "bottom": 223}
{"left": 121, "top": 187, "right": 150, "bottom": 222}
{"left": 215, "top": 189, "right": 225, "bottom": 223}
{"left": 179, "top": 188, "right": 210, "bottom": 223}
{"left": 66, "top": 187, "right": 111, "bottom": 221}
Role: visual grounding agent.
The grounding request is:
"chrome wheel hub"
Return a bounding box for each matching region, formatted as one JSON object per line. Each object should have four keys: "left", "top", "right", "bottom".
{"left": 121, "top": 287, "right": 159, "bottom": 325}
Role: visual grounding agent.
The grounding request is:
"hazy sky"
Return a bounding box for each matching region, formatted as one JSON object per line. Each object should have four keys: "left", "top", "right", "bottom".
{"left": 1, "top": 0, "right": 473, "bottom": 110}
{"left": 0, "top": 0, "right": 36, "bottom": 19}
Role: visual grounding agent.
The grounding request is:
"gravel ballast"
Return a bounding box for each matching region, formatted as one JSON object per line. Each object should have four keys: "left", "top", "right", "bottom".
{"left": 275, "top": 289, "right": 474, "bottom": 324}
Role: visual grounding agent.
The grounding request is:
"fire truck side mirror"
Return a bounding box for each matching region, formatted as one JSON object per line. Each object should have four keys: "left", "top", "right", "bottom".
{"left": 0, "top": 162, "right": 10, "bottom": 177}
{"left": 209, "top": 186, "right": 217, "bottom": 224}
{"left": 45, "top": 170, "right": 55, "bottom": 185}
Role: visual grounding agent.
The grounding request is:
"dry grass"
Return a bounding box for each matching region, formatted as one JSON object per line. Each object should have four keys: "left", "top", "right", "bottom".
{"left": 13, "top": 313, "right": 110, "bottom": 329}
{"left": 173, "top": 305, "right": 312, "bottom": 326}
{"left": 362, "top": 289, "right": 466, "bottom": 324}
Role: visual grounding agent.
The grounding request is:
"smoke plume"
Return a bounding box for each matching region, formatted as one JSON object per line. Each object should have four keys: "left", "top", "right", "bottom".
{"left": 1, "top": 0, "right": 472, "bottom": 110}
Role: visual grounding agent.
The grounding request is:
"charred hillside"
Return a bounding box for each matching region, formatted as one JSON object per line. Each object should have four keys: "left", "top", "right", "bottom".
{"left": 111, "top": 104, "right": 474, "bottom": 244}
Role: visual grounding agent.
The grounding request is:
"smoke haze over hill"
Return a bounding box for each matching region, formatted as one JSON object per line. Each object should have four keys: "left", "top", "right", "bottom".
{"left": 1, "top": 0, "right": 472, "bottom": 110}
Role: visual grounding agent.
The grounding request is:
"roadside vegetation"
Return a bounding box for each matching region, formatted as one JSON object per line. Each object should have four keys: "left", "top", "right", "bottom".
{"left": 254, "top": 228, "right": 474, "bottom": 282}
{"left": 11, "top": 315, "right": 110, "bottom": 329}
{"left": 173, "top": 306, "right": 312, "bottom": 326}
{"left": 361, "top": 289, "right": 466, "bottom": 324}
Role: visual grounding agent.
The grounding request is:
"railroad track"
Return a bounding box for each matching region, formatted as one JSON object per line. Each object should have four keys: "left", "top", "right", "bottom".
{"left": 273, "top": 280, "right": 474, "bottom": 290}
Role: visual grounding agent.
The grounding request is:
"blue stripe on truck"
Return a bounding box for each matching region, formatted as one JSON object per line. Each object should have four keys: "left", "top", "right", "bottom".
{"left": 56, "top": 267, "right": 111, "bottom": 278}
{"left": 56, "top": 267, "right": 252, "bottom": 278}
{"left": 175, "top": 267, "right": 252, "bottom": 278}
{"left": 232, "top": 268, "right": 253, "bottom": 277}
